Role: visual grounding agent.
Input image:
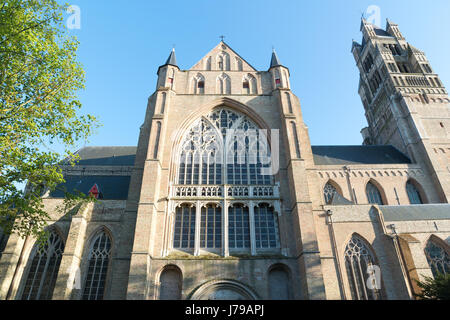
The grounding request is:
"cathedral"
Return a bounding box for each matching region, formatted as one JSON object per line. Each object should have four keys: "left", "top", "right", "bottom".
{"left": 0, "top": 18, "right": 449, "bottom": 300}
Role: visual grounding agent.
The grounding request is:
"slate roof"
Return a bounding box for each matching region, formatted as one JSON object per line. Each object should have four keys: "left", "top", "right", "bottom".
{"left": 165, "top": 48, "right": 178, "bottom": 67}
{"left": 51, "top": 146, "right": 137, "bottom": 200}
{"left": 68, "top": 146, "right": 137, "bottom": 166}
{"left": 380, "top": 204, "right": 450, "bottom": 222}
{"left": 311, "top": 145, "right": 411, "bottom": 165}
{"left": 270, "top": 50, "right": 282, "bottom": 69}
{"left": 50, "top": 175, "right": 131, "bottom": 200}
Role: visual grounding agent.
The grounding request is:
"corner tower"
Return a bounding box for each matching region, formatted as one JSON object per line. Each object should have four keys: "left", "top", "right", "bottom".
{"left": 352, "top": 18, "right": 450, "bottom": 202}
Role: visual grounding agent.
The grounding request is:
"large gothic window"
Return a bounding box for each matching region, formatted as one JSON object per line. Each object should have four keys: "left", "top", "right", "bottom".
{"left": 200, "top": 205, "right": 222, "bottom": 249}
{"left": 345, "top": 235, "right": 382, "bottom": 300}
{"left": 406, "top": 181, "right": 423, "bottom": 204}
{"left": 228, "top": 204, "right": 251, "bottom": 249}
{"left": 173, "top": 205, "right": 196, "bottom": 249}
{"left": 254, "top": 204, "right": 279, "bottom": 249}
{"left": 177, "top": 108, "right": 273, "bottom": 186}
{"left": 21, "top": 231, "right": 64, "bottom": 300}
{"left": 82, "top": 231, "right": 112, "bottom": 300}
{"left": 424, "top": 240, "right": 450, "bottom": 277}
{"left": 366, "top": 182, "right": 384, "bottom": 205}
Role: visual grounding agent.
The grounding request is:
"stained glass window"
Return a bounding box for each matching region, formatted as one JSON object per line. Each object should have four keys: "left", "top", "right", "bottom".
{"left": 21, "top": 231, "right": 64, "bottom": 300}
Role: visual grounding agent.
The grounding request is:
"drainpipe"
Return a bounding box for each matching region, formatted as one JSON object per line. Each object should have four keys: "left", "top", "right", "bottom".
{"left": 326, "top": 209, "right": 347, "bottom": 300}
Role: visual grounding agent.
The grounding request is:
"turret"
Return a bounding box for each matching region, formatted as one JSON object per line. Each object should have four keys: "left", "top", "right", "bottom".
{"left": 268, "top": 49, "right": 290, "bottom": 90}
{"left": 157, "top": 48, "right": 179, "bottom": 90}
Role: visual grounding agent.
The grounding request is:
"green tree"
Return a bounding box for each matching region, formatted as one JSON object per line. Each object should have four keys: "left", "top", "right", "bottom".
{"left": 415, "top": 273, "right": 450, "bottom": 300}
{"left": 0, "top": 0, "right": 98, "bottom": 241}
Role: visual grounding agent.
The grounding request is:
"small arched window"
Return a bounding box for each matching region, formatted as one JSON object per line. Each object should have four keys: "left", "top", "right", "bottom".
{"left": 21, "top": 231, "right": 65, "bottom": 300}
{"left": 82, "top": 230, "right": 112, "bottom": 300}
{"left": 323, "top": 182, "right": 339, "bottom": 205}
{"left": 345, "top": 235, "right": 382, "bottom": 300}
{"left": 424, "top": 240, "right": 450, "bottom": 277}
{"left": 268, "top": 265, "right": 290, "bottom": 299}
{"left": 159, "top": 266, "right": 182, "bottom": 300}
{"left": 366, "top": 182, "right": 384, "bottom": 205}
{"left": 406, "top": 181, "right": 423, "bottom": 204}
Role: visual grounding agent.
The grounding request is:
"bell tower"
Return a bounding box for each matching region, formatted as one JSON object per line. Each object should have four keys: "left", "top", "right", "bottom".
{"left": 352, "top": 18, "right": 450, "bottom": 202}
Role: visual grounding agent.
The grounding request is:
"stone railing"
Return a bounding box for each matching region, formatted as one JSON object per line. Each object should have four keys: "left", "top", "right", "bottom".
{"left": 170, "top": 184, "right": 279, "bottom": 199}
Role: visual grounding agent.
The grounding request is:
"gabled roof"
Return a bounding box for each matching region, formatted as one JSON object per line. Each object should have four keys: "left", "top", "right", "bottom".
{"left": 311, "top": 145, "right": 411, "bottom": 165}
{"left": 50, "top": 175, "right": 131, "bottom": 200}
{"left": 190, "top": 41, "right": 257, "bottom": 71}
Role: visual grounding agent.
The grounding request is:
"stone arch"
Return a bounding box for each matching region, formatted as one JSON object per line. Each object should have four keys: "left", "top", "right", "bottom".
{"left": 191, "top": 73, "right": 205, "bottom": 94}
{"left": 268, "top": 264, "right": 291, "bottom": 299}
{"left": 405, "top": 178, "right": 428, "bottom": 204}
{"left": 80, "top": 226, "right": 114, "bottom": 300}
{"left": 190, "top": 279, "right": 258, "bottom": 300}
{"left": 323, "top": 179, "right": 343, "bottom": 205}
{"left": 423, "top": 235, "right": 450, "bottom": 277}
{"left": 205, "top": 56, "right": 211, "bottom": 71}
{"left": 158, "top": 265, "right": 183, "bottom": 300}
{"left": 235, "top": 57, "right": 243, "bottom": 71}
{"left": 17, "top": 226, "right": 66, "bottom": 300}
{"left": 216, "top": 73, "right": 231, "bottom": 94}
{"left": 168, "top": 98, "right": 273, "bottom": 183}
{"left": 242, "top": 74, "right": 257, "bottom": 94}
{"left": 217, "top": 51, "right": 230, "bottom": 71}
{"left": 342, "top": 233, "right": 384, "bottom": 300}
{"left": 365, "top": 179, "right": 387, "bottom": 205}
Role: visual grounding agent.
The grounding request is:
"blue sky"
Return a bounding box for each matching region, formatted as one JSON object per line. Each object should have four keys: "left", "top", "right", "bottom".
{"left": 63, "top": 0, "right": 450, "bottom": 151}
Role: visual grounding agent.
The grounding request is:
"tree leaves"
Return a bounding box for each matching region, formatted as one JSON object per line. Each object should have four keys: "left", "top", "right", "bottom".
{"left": 0, "top": 0, "right": 99, "bottom": 240}
{"left": 415, "top": 273, "right": 450, "bottom": 300}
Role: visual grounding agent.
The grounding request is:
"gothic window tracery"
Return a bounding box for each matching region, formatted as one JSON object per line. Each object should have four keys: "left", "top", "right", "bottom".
{"left": 21, "top": 231, "right": 64, "bottom": 300}
{"left": 424, "top": 240, "right": 450, "bottom": 277}
{"left": 82, "top": 231, "right": 112, "bottom": 300}
{"left": 323, "top": 182, "right": 339, "bottom": 205}
{"left": 345, "top": 235, "right": 382, "bottom": 300}
{"left": 177, "top": 108, "right": 272, "bottom": 186}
